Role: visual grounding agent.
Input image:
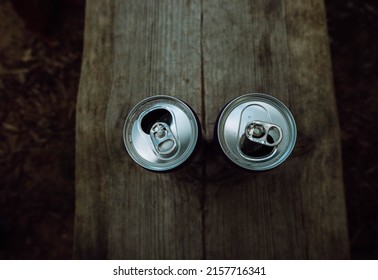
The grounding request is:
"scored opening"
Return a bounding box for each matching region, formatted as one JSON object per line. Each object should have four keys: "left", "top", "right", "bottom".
{"left": 141, "top": 109, "right": 172, "bottom": 134}
{"left": 240, "top": 134, "right": 275, "bottom": 157}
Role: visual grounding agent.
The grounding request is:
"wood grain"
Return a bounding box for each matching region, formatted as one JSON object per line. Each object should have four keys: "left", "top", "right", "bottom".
{"left": 202, "top": 0, "right": 349, "bottom": 259}
{"left": 75, "top": 0, "right": 349, "bottom": 259}
{"left": 74, "top": 0, "right": 203, "bottom": 259}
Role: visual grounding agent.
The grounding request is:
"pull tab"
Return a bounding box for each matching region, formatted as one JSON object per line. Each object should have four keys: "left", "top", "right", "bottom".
{"left": 150, "top": 122, "right": 178, "bottom": 157}
{"left": 245, "top": 121, "right": 283, "bottom": 147}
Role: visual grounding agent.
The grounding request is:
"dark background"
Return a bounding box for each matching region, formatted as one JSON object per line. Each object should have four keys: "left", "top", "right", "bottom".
{"left": 0, "top": 0, "right": 377, "bottom": 259}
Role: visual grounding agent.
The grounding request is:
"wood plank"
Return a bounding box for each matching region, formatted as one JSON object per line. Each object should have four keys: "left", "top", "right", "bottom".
{"left": 75, "top": 0, "right": 349, "bottom": 259}
{"left": 74, "top": 0, "right": 203, "bottom": 259}
{"left": 202, "top": 0, "right": 349, "bottom": 259}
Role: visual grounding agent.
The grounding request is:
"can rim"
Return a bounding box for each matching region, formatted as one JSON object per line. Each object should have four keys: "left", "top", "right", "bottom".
{"left": 123, "top": 95, "right": 200, "bottom": 171}
{"left": 216, "top": 93, "right": 297, "bottom": 171}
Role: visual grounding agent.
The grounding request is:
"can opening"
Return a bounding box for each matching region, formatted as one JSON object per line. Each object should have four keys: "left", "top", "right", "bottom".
{"left": 141, "top": 109, "right": 172, "bottom": 134}
{"left": 239, "top": 134, "right": 275, "bottom": 157}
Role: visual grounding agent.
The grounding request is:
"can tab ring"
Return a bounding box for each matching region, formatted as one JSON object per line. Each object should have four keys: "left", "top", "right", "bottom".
{"left": 150, "top": 122, "right": 178, "bottom": 157}
{"left": 245, "top": 121, "right": 283, "bottom": 147}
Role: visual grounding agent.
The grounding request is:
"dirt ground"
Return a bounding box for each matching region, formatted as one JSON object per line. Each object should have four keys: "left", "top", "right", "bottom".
{"left": 0, "top": 0, "right": 377, "bottom": 259}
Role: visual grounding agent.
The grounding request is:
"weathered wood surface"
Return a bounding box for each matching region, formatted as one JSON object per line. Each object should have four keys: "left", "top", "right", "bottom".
{"left": 74, "top": 0, "right": 349, "bottom": 259}
{"left": 74, "top": 0, "right": 203, "bottom": 259}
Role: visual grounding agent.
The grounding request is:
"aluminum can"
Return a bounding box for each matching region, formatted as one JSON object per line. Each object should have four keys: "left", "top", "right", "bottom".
{"left": 215, "top": 93, "right": 297, "bottom": 171}
{"left": 123, "top": 95, "right": 201, "bottom": 172}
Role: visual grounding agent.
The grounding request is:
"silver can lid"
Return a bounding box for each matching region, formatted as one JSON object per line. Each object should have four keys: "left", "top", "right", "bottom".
{"left": 123, "top": 95, "right": 199, "bottom": 171}
{"left": 217, "top": 93, "right": 297, "bottom": 171}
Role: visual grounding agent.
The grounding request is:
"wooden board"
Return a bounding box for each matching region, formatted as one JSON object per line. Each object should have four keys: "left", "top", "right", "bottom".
{"left": 75, "top": 0, "right": 349, "bottom": 259}
{"left": 202, "top": 0, "right": 349, "bottom": 259}
{"left": 74, "top": 0, "right": 203, "bottom": 259}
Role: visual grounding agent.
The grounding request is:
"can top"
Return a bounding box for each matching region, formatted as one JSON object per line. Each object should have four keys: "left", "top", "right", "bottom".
{"left": 123, "top": 95, "right": 199, "bottom": 171}
{"left": 217, "top": 93, "right": 297, "bottom": 171}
